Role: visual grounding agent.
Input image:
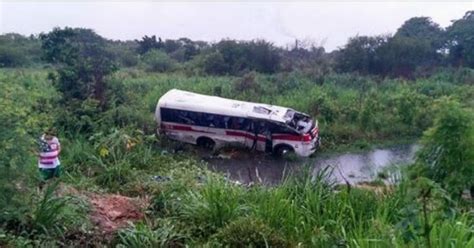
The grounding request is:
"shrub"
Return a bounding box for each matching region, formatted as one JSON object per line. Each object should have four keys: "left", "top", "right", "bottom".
{"left": 141, "top": 49, "right": 176, "bottom": 73}
{"left": 415, "top": 98, "right": 474, "bottom": 197}
{"left": 233, "top": 71, "right": 260, "bottom": 93}
{"left": 0, "top": 47, "right": 28, "bottom": 67}
{"left": 201, "top": 51, "right": 228, "bottom": 75}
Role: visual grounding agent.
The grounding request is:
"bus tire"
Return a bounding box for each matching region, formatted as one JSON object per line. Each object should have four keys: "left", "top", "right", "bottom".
{"left": 197, "top": 137, "right": 215, "bottom": 150}
{"left": 274, "top": 145, "right": 294, "bottom": 157}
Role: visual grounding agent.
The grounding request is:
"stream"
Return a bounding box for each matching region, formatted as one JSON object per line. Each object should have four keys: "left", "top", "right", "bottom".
{"left": 206, "top": 144, "right": 419, "bottom": 185}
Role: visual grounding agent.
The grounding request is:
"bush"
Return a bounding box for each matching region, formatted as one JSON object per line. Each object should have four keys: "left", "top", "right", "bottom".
{"left": 141, "top": 49, "right": 176, "bottom": 73}
{"left": 0, "top": 47, "right": 28, "bottom": 67}
{"left": 233, "top": 71, "right": 260, "bottom": 93}
{"left": 415, "top": 98, "right": 474, "bottom": 197}
{"left": 201, "top": 51, "right": 227, "bottom": 75}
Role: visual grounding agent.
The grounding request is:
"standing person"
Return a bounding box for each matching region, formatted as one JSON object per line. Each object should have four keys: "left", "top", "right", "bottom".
{"left": 38, "top": 129, "right": 61, "bottom": 181}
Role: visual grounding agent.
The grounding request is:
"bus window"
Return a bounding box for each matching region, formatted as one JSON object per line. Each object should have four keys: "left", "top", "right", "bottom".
{"left": 161, "top": 108, "right": 180, "bottom": 123}
{"left": 228, "top": 117, "right": 250, "bottom": 131}
{"left": 229, "top": 117, "right": 241, "bottom": 130}
{"left": 271, "top": 123, "right": 297, "bottom": 134}
{"left": 240, "top": 118, "right": 251, "bottom": 131}
{"left": 178, "top": 110, "right": 194, "bottom": 125}
{"left": 161, "top": 108, "right": 172, "bottom": 122}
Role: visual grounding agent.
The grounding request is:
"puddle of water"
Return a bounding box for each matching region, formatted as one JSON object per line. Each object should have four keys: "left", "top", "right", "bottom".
{"left": 206, "top": 144, "right": 419, "bottom": 185}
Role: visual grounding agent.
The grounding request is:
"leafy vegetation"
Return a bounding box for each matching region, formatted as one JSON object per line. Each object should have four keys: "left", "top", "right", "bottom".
{"left": 414, "top": 98, "right": 474, "bottom": 198}
{"left": 1, "top": 10, "right": 474, "bottom": 247}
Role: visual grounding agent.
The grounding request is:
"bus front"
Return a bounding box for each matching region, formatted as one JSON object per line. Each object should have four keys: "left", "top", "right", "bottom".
{"left": 286, "top": 110, "right": 320, "bottom": 157}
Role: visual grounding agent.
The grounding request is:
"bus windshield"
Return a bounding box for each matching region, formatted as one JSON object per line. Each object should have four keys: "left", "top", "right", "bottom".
{"left": 285, "top": 110, "right": 314, "bottom": 134}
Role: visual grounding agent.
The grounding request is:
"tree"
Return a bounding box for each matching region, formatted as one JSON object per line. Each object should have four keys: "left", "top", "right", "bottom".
{"left": 212, "top": 39, "right": 281, "bottom": 75}
{"left": 0, "top": 33, "right": 42, "bottom": 67}
{"left": 216, "top": 39, "right": 249, "bottom": 74}
{"left": 40, "top": 27, "right": 117, "bottom": 107}
{"left": 395, "top": 17, "right": 444, "bottom": 49}
{"left": 0, "top": 46, "right": 27, "bottom": 67}
{"left": 376, "top": 36, "right": 435, "bottom": 78}
{"left": 446, "top": 11, "right": 474, "bottom": 68}
{"left": 201, "top": 51, "right": 227, "bottom": 75}
{"left": 136, "top": 35, "right": 163, "bottom": 55}
{"left": 335, "top": 35, "right": 387, "bottom": 75}
{"left": 384, "top": 17, "right": 445, "bottom": 77}
{"left": 141, "top": 49, "right": 176, "bottom": 72}
{"left": 415, "top": 98, "right": 474, "bottom": 198}
{"left": 246, "top": 40, "right": 281, "bottom": 73}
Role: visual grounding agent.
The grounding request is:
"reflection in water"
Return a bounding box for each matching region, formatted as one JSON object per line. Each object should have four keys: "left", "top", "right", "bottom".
{"left": 314, "top": 145, "right": 418, "bottom": 184}
{"left": 207, "top": 144, "right": 419, "bottom": 185}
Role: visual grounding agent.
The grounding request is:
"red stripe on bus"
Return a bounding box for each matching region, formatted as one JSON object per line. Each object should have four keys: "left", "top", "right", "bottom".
{"left": 225, "top": 130, "right": 267, "bottom": 142}
{"left": 162, "top": 123, "right": 312, "bottom": 142}
{"left": 273, "top": 134, "right": 303, "bottom": 141}
{"left": 161, "top": 124, "right": 214, "bottom": 134}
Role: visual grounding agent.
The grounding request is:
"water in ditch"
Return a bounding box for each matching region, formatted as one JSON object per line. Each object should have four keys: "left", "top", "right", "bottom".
{"left": 206, "top": 144, "right": 419, "bottom": 185}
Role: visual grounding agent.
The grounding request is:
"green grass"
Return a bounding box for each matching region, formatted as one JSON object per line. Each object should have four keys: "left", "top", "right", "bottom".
{"left": 1, "top": 68, "right": 474, "bottom": 246}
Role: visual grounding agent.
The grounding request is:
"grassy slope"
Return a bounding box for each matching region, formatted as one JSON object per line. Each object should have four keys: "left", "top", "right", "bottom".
{"left": 1, "top": 68, "right": 473, "bottom": 247}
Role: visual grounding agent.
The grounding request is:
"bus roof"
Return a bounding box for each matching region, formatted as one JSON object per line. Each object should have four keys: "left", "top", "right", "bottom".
{"left": 158, "top": 89, "right": 292, "bottom": 123}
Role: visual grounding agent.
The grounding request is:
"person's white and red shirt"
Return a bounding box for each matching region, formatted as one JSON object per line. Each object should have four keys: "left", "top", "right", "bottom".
{"left": 38, "top": 135, "right": 61, "bottom": 169}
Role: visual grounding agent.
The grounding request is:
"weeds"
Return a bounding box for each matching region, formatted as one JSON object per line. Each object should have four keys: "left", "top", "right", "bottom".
{"left": 2, "top": 68, "right": 474, "bottom": 246}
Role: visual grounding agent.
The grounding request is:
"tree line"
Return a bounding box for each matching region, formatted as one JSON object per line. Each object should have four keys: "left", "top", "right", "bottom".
{"left": 0, "top": 10, "right": 473, "bottom": 79}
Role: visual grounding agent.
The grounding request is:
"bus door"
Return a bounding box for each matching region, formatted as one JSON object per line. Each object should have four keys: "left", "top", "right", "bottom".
{"left": 246, "top": 120, "right": 270, "bottom": 152}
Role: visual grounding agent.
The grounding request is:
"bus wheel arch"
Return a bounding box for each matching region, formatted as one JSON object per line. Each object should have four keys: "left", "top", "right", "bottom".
{"left": 196, "top": 137, "right": 216, "bottom": 150}
{"left": 273, "top": 144, "right": 294, "bottom": 157}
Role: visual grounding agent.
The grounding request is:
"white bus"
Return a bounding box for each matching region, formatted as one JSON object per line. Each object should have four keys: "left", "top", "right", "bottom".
{"left": 155, "top": 89, "right": 320, "bottom": 157}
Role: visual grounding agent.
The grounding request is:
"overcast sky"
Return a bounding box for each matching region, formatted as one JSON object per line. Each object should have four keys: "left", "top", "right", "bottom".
{"left": 1, "top": 1, "right": 473, "bottom": 51}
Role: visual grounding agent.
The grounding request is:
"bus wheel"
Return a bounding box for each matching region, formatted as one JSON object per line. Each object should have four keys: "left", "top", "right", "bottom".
{"left": 197, "top": 137, "right": 215, "bottom": 150}
{"left": 274, "top": 145, "right": 294, "bottom": 157}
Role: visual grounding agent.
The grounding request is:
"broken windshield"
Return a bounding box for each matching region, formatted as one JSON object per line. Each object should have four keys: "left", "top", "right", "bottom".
{"left": 285, "top": 110, "right": 314, "bottom": 134}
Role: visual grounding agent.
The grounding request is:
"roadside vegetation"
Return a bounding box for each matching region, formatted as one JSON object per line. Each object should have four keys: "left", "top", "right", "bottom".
{"left": 1, "top": 10, "right": 473, "bottom": 247}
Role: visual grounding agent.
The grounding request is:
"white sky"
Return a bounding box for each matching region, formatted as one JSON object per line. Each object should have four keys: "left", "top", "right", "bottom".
{"left": 1, "top": 1, "right": 473, "bottom": 51}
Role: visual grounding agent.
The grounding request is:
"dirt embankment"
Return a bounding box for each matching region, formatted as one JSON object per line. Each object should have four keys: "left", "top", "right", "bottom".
{"left": 58, "top": 184, "right": 147, "bottom": 236}
{"left": 88, "top": 194, "right": 147, "bottom": 235}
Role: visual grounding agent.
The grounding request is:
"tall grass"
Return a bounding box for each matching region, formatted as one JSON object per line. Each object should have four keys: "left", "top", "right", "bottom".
{"left": 119, "top": 166, "right": 473, "bottom": 247}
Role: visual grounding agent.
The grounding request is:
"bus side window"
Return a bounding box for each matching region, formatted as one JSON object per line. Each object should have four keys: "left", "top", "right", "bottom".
{"left": 204, "top": 113, "right": 215, "bottom": 127}
{"left": 229, "top": 117, "right": 246, "bottom": 130}
{"left": 272, "top": 123, "right": 296, "bottom": 134}
{"left": 160, "top": 108, "right": 170, "bottom": 122}
{"left": 214, "top": 115, "right": 226, "bottom": 128}
{"left": 229, "top": 118, "right": 237, "bottom": 129}
{"left": 258, "top": 122, "right": 267, "bottom": 134}
{"left": 250, "top": 121, "right": 266, "bottom": 134}
{"left": 161, "top": 108, "right": 178, "bottom": 123}
{"left": 177, "top": 110, "right": 193, "bottom": 125}
{"left": 240, "top": 118, "right": 251, "bottom": 131}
